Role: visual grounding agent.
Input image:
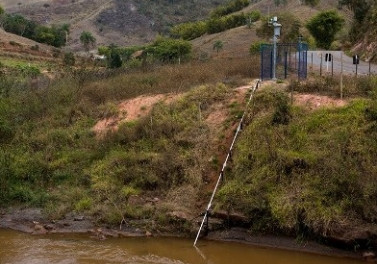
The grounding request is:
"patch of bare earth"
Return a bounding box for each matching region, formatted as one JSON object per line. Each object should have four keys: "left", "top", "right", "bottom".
{"left": 93, "top": 93, "right": 182, "bottom": 136}
{"left": 294, "top": 94, "right": 347, "bottom": 110}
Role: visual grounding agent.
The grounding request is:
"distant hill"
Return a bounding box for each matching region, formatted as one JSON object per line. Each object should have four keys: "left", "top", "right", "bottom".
{"left": 190, "top": 0, "right": 351, "bottom": 59}
{"left": 1, "top": 0, "right": 231, "bottom": 51}
{"left": 0, "top": 28, "right": 54, "bottom": 59}
{"left": 0, "top": 0, "right": 359, "bottom": 57}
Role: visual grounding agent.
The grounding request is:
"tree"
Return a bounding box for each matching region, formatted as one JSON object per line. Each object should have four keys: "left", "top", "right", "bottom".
{"left": 0, "top": 5, "right": 5, "bottom": 29}
{"left": 108, "top": 44, "right": 122, "bottom": 69}
{"left": 338, "top": 0, "right": 373, "bottom": 23}
{"left": 80, "top": 31, "right": 96, "bottom": 52}
{"left": 306, "top": 10, "right": 344, "bottom": 50}
{"left": 249, "top": 41, "right": 267, "bottom": 55}
{"left": 145, "top": 37, "right": 192, "bottom": 63}
{"left": 257, "top": 13, "right": 301, "bottom": 43}
{"left": 213, "top": 40, "right": 224, "bottom": 53}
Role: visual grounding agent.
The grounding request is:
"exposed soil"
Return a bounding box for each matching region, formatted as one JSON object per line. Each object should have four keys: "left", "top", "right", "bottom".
{"left": 93, "top": 93, "right": 182, "bottom": 136}
{"left": 294, "top": 93, "right": 347, "bottom": 110}
{"left": 0, "top": 207, "right": 369, "bottom": 261}
{"left": 207, "top": 228, "right": 364, "bottom": 260}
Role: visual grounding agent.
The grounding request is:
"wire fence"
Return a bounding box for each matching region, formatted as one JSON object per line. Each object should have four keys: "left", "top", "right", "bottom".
{"left": 307, "top": 51, "right": 377, "bottom": 77}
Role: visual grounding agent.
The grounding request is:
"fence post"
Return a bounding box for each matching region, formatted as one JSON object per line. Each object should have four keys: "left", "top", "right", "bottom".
{"left": 340, "top": 52, "right": 343, "bottom": 99}
{"left": 261, "top": 47, "right": 264, "bottom": 80}
{"left": 284, "top": 51, "right": 288, "bottom": 79}
{"left": 320, "top": 53, "right": 323, "bottom": 77}
{"left": 331, "top": 57, "right": 334, "bottom": 77}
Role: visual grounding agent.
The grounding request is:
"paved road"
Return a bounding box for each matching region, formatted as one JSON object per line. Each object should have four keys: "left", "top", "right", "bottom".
{"left": 307, "top": 51, "right": 377, "bottom": 76}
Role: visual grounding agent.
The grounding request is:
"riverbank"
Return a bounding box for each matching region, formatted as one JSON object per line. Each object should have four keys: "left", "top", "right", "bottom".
{"left": 0, "top": 207, "right": 373, "bottom": 262}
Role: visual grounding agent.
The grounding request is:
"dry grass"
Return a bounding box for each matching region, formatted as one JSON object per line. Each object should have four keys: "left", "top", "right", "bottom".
{"left": 242, "top": 0, "right": 352, "bottom": 23}
{"left": 191, "top": 23, "right": 262, "bottom": 59}
{"left": 80, "top": 57, "right": 260, "bottom": 106}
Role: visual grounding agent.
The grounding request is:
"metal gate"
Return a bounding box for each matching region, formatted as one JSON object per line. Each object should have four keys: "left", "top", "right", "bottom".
{"left": 261, "top": 42, "right": 308, "bottom": 80}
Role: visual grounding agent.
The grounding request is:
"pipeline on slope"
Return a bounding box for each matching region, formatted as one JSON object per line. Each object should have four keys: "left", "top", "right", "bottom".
{"left": 193, "top": 79, "right": 261, "bottom": 247}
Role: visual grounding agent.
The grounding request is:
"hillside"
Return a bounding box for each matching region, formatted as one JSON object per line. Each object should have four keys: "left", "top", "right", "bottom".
{"left": 1, "top": 0, "right": 377, "bottom": 256}
{"left": 1, "top": 0, "right": 230, "bottom": 50}
{"left": 1, "top": 0, "right": 354, "bottom": 52}
{"left": 0, "top": 28, "right": 53, "bottom": 57}
{"left": 243, "top": 0, "right": 352, "bottom": 22}
{"left": 190, "top": 0, "right": 351, "bottom": 59}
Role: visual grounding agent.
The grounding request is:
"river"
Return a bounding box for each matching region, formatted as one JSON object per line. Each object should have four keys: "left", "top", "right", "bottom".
{"left": 0, "top": 229, "right": 365, "bottom": 264}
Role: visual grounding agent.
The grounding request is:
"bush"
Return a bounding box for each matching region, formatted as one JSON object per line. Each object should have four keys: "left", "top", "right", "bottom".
{"left": 257, "top": 13, "right": 301, "bottom": 43}
{"left": 145, "top": 37, "right": 192, "bottom": 63}
{"left": 15, "top": 64, "right": 41, "bottom": 77}
{"left": 306, "top": 10, "right": 344, "bottom": 50}
{"left": 249, "top": 41, "right": 267, "bottom": 55}
{"left": 63, "top": 52, "right": 75, "bottom": 66}
{"left": 210, "top": 0, "right": 249, "bottom": 18}
{"left": 218, "top": 87, "right": 377, "bottom": 238}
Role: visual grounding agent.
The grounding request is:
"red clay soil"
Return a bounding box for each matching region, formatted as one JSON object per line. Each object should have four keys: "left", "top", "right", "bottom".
{"left": 93, "top": 93, "right": 182, "bottom": 137}
{"left": 294, "top": 93, "right": 347, "bottom": 110}
{"left": 203, "top": 82, "right": 257, "bottom": 191}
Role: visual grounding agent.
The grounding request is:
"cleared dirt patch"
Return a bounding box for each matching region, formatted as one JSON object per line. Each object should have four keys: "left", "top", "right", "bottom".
{"left": 93, "top": 93, "right": 181, "bottom": 136}
{"left": 294, "top": 94, "right": 347, "bottom": 110}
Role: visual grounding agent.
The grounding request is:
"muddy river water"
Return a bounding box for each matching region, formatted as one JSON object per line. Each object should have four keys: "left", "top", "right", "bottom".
{"left": 0, "top": 229, "right": 365, "bottom": 264}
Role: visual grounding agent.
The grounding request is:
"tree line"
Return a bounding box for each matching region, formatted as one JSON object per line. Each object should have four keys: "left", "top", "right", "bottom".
{"left": 97, "top": 37, "right": 192, "bottom": 68}
{"left": 171, "top": 11, "right": 261, "bottom": 40}
{"left": 0, "top": 7, "right": 69, "bottom": 48}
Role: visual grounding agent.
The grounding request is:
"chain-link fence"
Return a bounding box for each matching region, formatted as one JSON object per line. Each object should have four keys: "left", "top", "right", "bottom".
{"left": 261, "top": 42, "right": 308, "bottom": 81}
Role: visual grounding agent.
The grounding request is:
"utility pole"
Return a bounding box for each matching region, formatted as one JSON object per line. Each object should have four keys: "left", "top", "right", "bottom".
{"left": 270, "top": 17, "right": 282, "bottom": 81}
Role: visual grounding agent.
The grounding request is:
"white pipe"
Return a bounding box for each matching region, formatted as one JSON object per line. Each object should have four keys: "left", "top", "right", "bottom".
{"left": 193, "top": 80, "right": 260, "bottom": 246}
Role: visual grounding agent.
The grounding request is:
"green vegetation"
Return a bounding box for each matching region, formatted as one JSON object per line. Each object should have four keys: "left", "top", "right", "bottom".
{"left": 0, "top": 11, "right": 69, "bottom": 47}
{"left": 338, "top": 0, "right": 377, "bottom": 60}
{"left": 210, "top": 0, "right": 249, "bottom": 18}
{"left": 144, "top": 37, "right": 192, "bottom": 63}
{"left": 302, "top": 0, "right": 320, "bottom": 7}
{"left": 218, "top": 77, "right": 377, "bottom": 244}
{"left": 80, "top": 31, "right": 96, "bottom": 52}
{"left": 108, "top": 45, "right": 123, "bottom": 69}
{"left": 213, "top": 40, "right": 224, "bottom": 53}
{"left": 257, "top": 13, "right": 301, "bottom": 43}
{"left": 306, "top": 10, "right": 344, "bottom": 50}
{"left": 134, "top": 0, "right": 230, "bottom": 34}
{"left": 171, "top": 11, "right": 260, "bottom": 40}
{"left": 249, "top": 41, "right": 267, "bottom": 55}
{"left": 0, "top": 56, "right": 258, "bottom": 226}
{"left": 63, "top": 52, "right": 75, "bottom": 66}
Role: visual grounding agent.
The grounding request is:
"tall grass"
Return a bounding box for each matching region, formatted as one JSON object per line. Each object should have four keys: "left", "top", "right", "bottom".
{"left": 289, "top": 75, "right": 377, "bottom": 98}
{"left": 218, "top": 85, "right": 377, "bottom": 247}
{"left": 0, "top": 57, "right": 256, "bottom": 226}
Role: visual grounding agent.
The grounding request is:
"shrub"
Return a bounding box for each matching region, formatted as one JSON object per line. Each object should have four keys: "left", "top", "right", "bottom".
{"left": 249, "top": 41, "right": 267, "bottom": 55}
{"left": 306, "top": 10, "right": 344, "bottom": 50}
{"left": 210, "top": 0, "right": 249, "bottom": 18}
{"left": 145, "top": 37, "right": 192, "bottom": 63}
{"left": 63, "top": 52, "right": 75, "bottom": 66}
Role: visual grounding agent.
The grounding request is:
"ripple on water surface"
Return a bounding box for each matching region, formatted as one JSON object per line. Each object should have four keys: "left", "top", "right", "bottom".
{"left": 0, "top": 229, "right": 365, "bottom": 264}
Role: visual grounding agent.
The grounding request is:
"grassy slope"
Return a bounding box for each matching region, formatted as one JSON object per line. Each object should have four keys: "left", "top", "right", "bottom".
{"left": 217, "top": 77, "right": 377, "bottom": 248}
{"left": 0, "top": 58, "right": 258, "bottom": 230}
{"left": 190, "top": 0, "right": 352, "bottom": 59}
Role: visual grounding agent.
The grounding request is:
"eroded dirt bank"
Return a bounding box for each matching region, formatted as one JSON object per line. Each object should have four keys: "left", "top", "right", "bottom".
{"left": 0, "top": 207, "right": 372, "bottom": 262}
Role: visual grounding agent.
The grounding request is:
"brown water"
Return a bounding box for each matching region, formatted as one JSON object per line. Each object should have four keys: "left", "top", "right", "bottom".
{"left": 0, "top": 229, "right": 364, "bottom": 264}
